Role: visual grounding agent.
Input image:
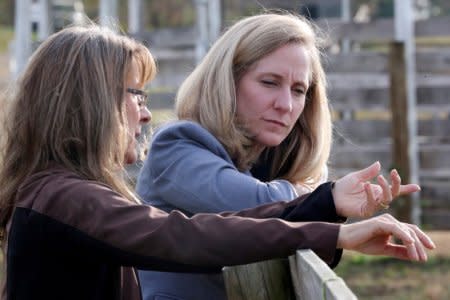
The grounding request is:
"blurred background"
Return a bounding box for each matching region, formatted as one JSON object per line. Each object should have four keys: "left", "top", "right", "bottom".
{"left": 0, "top": 0, "right": 449, "bottom": 299}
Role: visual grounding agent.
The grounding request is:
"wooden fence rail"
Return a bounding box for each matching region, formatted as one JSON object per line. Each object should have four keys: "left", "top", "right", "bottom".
{"left": 222, "top": 250, "right": 357, "bottom": 300}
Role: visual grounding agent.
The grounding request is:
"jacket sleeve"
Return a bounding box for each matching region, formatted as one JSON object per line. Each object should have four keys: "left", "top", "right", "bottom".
{"left": 211, "top": 182, "right": 340, "bottom": 221}
{"left": 23, "top": 175, "right": 341, "bottom": 273}
{"left": 136, "top": 121, "right": 298, "bottom": 214}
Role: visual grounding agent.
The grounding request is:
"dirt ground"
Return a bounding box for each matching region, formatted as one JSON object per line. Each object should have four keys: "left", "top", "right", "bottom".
{"left": 0, "top": 53, "right": 11, "bottom": 94}
{"left": 338, "top": 231, "right": 450, "bottom": 300}
{"left": 427, "top": 231, "right": 450, "bottom": 258}
{"left": 0, "top": 53, "right": 9, "bottom": 78}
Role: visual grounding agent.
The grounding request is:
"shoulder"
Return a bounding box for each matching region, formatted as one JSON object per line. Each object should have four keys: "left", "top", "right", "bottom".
{"left": 151, "top": 120, "right": 225, "bottom": 153}
{"left": 154, "top": 120, "right": 215, "bottom": 141}
{"left": 16, "top": 165, "right": 126, "bottom": 213}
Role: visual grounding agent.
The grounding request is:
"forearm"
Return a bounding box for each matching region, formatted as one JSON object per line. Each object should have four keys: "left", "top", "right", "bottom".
{"left": 281, "top": 182, "right": 346, "bottom": 223}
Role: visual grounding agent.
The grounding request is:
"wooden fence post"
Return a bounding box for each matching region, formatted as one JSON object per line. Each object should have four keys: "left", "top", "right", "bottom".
{"left": 389, "top": 41, "right": 414, "bottom": 223}
{"left": 390, "top": 0, "right": 421, "bottom": 224}
{"left": 13, "top": 0, "right": 32, "bottom": 78}
{"left": 99, "top": 0, "right": 118, "bottom": 28}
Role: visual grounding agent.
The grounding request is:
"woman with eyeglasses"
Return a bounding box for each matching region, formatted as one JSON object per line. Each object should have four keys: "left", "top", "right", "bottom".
{"left": 0, "top": 24, "right": 434, "bottom": 300}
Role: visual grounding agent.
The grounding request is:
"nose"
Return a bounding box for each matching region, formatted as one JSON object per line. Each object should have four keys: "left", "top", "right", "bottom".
{"left": 273, "top": 87, "right": 293, "bottom": 113}
{"left": 140, "top": 106, "right": 152, "bottom": 124}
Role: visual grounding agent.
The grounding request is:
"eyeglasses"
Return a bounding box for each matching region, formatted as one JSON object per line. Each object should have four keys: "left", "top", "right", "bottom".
{"left": 127, "top": 88, "right": 149, "bottom": 108}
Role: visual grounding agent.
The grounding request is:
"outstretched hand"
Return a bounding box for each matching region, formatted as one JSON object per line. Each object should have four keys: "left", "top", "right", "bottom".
{"left": 332, "top": 162, "right": 420, "bottom": 218}
{"left": 337, "top": 214, "right": 435, "bottom": 261}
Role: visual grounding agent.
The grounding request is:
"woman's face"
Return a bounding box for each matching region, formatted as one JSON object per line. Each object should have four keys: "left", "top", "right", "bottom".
{"left": 124, "top": 62, "right": 152, "bottom": 164}
{"left": 236, "top": 43, "right": 310, "bottom": 147}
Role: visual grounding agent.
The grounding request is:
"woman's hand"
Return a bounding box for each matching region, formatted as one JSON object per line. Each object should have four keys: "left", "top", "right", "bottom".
{"left": 337, "top": 214, "right": 435, "bottom": 261}
{"left": 332, "top": 162, "right": 420, "bottom": 218}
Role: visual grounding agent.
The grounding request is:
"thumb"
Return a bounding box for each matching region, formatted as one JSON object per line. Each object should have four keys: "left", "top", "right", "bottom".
{"left": 354, "top": 161, "right": 381, "bottom": 181}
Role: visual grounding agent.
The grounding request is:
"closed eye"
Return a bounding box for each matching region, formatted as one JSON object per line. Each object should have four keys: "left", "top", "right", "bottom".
{"left": 292, "top": 88, "right": 306, "bottom": 96}
{"left": 261, "top": 80, "right": 277, "bottom": 86}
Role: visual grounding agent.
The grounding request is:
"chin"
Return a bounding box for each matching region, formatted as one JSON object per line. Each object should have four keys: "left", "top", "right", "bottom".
{"left": 257, "top": 137, "right": 284, "bottom": 147}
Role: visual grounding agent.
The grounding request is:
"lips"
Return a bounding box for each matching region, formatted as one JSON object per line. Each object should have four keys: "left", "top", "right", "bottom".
{"left": 264, "top": 118, "right": 288, "bottom": 127}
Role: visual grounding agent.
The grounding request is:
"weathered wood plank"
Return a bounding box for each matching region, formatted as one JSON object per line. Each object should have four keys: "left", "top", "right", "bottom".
{"left": 324, "top": 51, "right": 450, "bottom": 74}
{"left": 316, "top": 16, "right": 450, "bottom": 42}
{"left": 222, "top": 251, "right": 358, "bottom": 300}
{"left": 223, "top": 258, "right": 295, "bottom": 300}
{"left": 293, "top": 250, "right": 357, "bottom": 300}
{"left": 327, "top": 73, "right": 388, "bottom": 89}
{"left": 324, "top": 52, "right": 388, "bottom": 73}
{"left": 421, "top": 180, "right": 450, "bottom": 208}
{"left": 330, "top": 168, "right": 450, "bottom": 181}
{"left": 334, "top": 120, "right": 391, "bottom": 143}
{"left": 333, "top": 120, "right": 450, "bottom": 143}
{"left": 317, "top": 18, "right": 394, "bottom": 42}
{"left": 329, "top": 86, "right": 450, "bottom": 110}
{"left": 132, "top": 26, "right": 197, "bottom": 48}
{"left": 415, "top": 16, "right": 450, "bottom": 38}
{"left": 330, "top": 143, "right": 450, "bottom": 170}
{"left": 133, "top": 17, "right": 450, "bottom": 49}
{"left": 330, "top": 144, "right": 392, "bottom": 170}
{"left": 327, "top": 73, "right": 450, "bottom": 89}
{"left": 422, "top": 210, "right": 450, "bottom": 229}
{"left": 325, "top": 278, "right": 358, "bottom": 300}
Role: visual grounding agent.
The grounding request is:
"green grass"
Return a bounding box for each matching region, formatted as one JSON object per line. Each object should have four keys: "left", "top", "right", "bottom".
{"left": 0, "top": 26, "right": 13, "bottom": 53}
{"left": 335, "top": 253, "right": 450, "bottom": 300}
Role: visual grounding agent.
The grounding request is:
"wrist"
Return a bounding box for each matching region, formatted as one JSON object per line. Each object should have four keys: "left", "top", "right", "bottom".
{"left": 336, "top": 224, "right": 348, "bottom": 249}
{"left": 331, "top": 181, "right": 342, "bottom": 216}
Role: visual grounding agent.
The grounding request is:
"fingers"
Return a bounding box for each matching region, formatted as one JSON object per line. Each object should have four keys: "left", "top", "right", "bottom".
{"left": 390, "top": 169, "right": 401, "bottom": 197}
{"left": 355, "top": 161, "right": 381, "bottom": 181}
{"left": 363, "top": 182, "right": 377, "bottom": 217}
{"left": 405, "top": 229, "right": 422, "bottom": 261}
{"left": 401, "top": 224, "right": 433, "bottom": 262}
{"left": 409, "top": 224, "right": 436, "bottom": 250}
{"left": 390, "top": 169, "right": 421, "bottom": 196}
{"left": 377, "top": 175, "right": 392, "bottom": 209}
{"left": 375, "top": 217, "right": 421, "bottom": 261}
{"left": 361, "top": 180, "right": 389, "bottom": 217}
{"left": 374, "top": 170, "right": 420, "bottom": 211}
{"left": 381, "top": 215, "right": 435, "bottom": 262}
{"left": 382, "top": 215, "right": 414, "bottom": 245}
{"left": 344, "top": 214, "right": 435, "bottom": 262}
{"left": 381, "top": 243, "right": 411, "bottom": 260}
{"left": 398, "top": 183, "right": 421, "bottom": 196}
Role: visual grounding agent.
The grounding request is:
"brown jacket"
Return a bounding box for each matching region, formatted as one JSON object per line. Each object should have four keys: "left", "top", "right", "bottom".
{"left": 4, "top": 165, "right": 340, "bottom": 299}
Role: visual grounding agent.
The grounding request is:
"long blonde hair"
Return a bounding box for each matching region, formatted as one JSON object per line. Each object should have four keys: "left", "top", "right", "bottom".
{"left": 176, "top": 13, "right": 331, "bottom": 188}
{"left": 0, "top": 25, "right": 156, "bottom": 240}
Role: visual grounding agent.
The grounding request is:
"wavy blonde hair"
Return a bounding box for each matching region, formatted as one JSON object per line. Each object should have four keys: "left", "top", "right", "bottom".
{"left": 0, "top": 25, "right": 156, "bottom": 240}
{"left": 176, "top": 12, "right": 331, "bottom": 188}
